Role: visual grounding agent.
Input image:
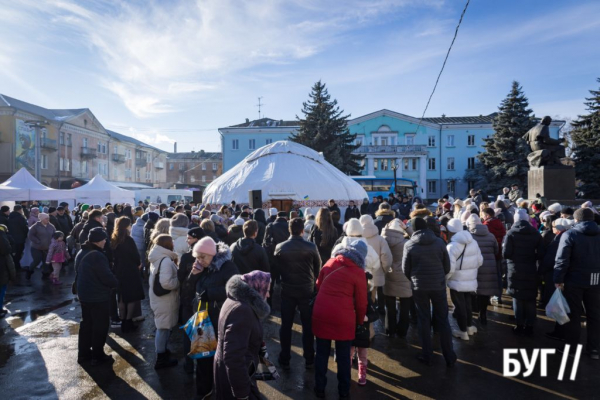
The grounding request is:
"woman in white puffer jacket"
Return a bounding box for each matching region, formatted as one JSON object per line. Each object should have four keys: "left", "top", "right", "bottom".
{"left": 446, "top": 216, "right": 483, "bottom": 341}
{"left": 332, "top": 219, "right": 380, "bottom": 282}
{"left": 360, "top": 215, "right": 392, "bottom": 310}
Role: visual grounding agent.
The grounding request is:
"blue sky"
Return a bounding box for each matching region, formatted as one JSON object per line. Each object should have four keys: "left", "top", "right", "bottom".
{"left": 1, "top": 0, "right": 599, "bottom": 152}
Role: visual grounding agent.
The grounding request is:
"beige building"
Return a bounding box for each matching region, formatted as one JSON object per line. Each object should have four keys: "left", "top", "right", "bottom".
{"left": 166, "top": 150, "right": 223, "bottom": 189}
{"left": 0, "top": 94, "right": 167, "bottom": 189}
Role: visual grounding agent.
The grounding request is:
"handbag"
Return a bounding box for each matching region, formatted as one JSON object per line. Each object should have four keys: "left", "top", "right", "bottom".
{"left": 153, "top": 257, "right": 171, "bottom": 297}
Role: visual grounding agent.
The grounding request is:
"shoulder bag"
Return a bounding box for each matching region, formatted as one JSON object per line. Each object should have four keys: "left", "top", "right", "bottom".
{"left": 153, "top": 257, "right": 171, "bottom": 297}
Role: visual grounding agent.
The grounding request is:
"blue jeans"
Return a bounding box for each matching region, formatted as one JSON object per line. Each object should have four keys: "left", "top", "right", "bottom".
{"left": 315, "top": 338, "right": 351, "bottom": 396}
{"left": 412, "top": 289, "right": 457, "bottom": 364}
{"left": 0, "top": 284, "right": 7, "bottom": 308}
{"left": 279, "top": 294, "right": 314, "bottom": 364}
{"left": 512, "top": 298, "right": 536, "bottom": 327}
{"left": 155, "top": 329, "right": 171, "bottom": 353}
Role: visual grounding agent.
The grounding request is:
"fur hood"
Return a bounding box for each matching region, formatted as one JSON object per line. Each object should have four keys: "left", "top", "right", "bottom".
{"left": 148, "top": 244, "right": 177, "bottom": 264}
{"left": 226, "top": 275, "right": 270, "bottom": 320}
{"left": 375, "top": 209, "right": 395, "bottom": 217}
{"left": 410, "top": 208, "right": 432, "bottom": 218}
{"left": 209, "top": 241, "right": 233, "bottom": 272}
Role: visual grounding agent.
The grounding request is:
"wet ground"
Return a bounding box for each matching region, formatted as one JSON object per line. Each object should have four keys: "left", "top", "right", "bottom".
{"left": 0, "top": 262, "right": 597, "bottom": 400}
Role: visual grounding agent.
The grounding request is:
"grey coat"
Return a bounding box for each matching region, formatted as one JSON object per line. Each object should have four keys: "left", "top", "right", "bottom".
{"left": 214, "top": 275, "right": 269, "bottom": 400}
{"left": 469, "top": 224, "right": 500, "bottom": 296}
{"left": 28, "top": 221, "right": 55, "bottom": 251}
{"left": 381, "top": 227, "right": 412, "bottom": 298}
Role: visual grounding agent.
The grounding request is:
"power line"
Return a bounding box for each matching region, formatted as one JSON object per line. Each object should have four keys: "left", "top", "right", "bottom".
{"left": 413, "top": 0, "right": 470, "bottom": 133}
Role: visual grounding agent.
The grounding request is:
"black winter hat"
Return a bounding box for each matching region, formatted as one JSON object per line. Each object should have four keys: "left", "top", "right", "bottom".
{"left": 48, "top": 207, "right": 56, "bottom": 213}
{"left": 148, "top": 212, "right": 160, "bottom": 223}
{"left": 409, "top": 217, "right": 428, "bottom": 232}
{"left": 59, "top": 202, "right": 69, "bottom": 207}
{"left": 88, "top": 227, "right": 107, "bottom": 243}
{"left": 1, "top": 206, "right": 10, "bottom": 213}
{"left": 188, "top": 227, "right": 205, "bottom": 240}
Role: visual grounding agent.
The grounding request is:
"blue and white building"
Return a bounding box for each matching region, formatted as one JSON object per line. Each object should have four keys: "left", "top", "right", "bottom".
{"left": 219, "top": 110, "right": 564, "bottom": 199}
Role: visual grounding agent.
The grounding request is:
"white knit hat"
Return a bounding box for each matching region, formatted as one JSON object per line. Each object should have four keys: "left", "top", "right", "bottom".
{"left": 514, "top": 209, "right": 530, "bottom": 223}
{"left": 553, "top": 218, "right": 571, "bottom": 231}
{"left": 539, "top": 211, "right": 552, "bottom": 221}
{"left": 269, "top": 208, "right": 278, "bottom": 216}
{"left": 466, "top": 214, "right": 482, "bottom": 230}
{"left": 447, "top": 218, "right": 463, "bottom": 233}
{"left": 345, "top": 219, "right": 363, "bottom": 237}
{"left": 234, "top": 217, "right": 245, "bottom": 226}
{"left": 548, "top": 203, "right": 562, "bottom": 213}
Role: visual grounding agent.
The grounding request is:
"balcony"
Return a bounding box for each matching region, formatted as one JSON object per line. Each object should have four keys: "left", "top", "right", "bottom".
{"left": 80, "top": 147, "right": 97, "bottom": 159}
{"left": 112, "top": 153, "right": 126, "bottom": 163}
{"left": 354, "top": 145, "right": 428, "bottom": 155}
{"left": 40, "top": 138, "right": 57, "bottom": 151}
{"left": 135, "top": 158, "right": 147, "bottom": 167}
{"left": 154, "top": 161, "right": 164, "bottom": 169}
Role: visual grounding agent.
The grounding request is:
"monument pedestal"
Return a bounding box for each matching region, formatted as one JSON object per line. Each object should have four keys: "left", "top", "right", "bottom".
{"left": 527, "top": 166, "right": 575, "bottom": 201}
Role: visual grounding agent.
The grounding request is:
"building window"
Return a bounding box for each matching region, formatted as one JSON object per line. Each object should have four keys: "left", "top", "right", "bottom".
{"left": 428, "top": 180, "right": 437, "bottom": 194}
{"left": 405, "top": 134, "right": 415, "bottom": 145}
{"left": 67, "top": 133, "right": 72, "bottom": 146}
{"left": 412, "top": 159, "right": 417, "bottom": 170}
{"left": 82, "top": 161, "right": 88, "bottom": 174}
{"left": 179, "top": 163, "right": 184, "bottom": 170}
{"left": 169, "top": 163, "right": 174, "bottom": 170}
{"left": 447, "top": 157, "right": 455, "bottom": 170}
{"left": 447, "top": 135, "right": 455, "bottom": 147}
{"left": 403, "top": 159, "right": 409, "bottom": 170}
{"left": 65, "top": 159, "right": 70, "bottom": 171}
{"left": 40, "top": 155, "right": 48, "bottom": 170}
{"left": 374, "top": 158, "right": 378, "bottom": 171}
{"left": 355, "top": 135, "right": 364, "bottom": 146}
{"left": 212, "top": 163, "right": 217, "bottom": 171}
{"left": 202, "top": 176, "right": 206, "bottom": 183}
{"left": 447, "top": 180, "right": 456, "bottom": 194}
{"left": 125, "top": 169, "right": 131, "bottom": 179}
{"left": 266, "top": 139, "right": 273, "bottom": 145}
{"left": 428, "top": 158, "right": 436, "bottom": 170}
{"left": 381, "top": 159, "right": 388, "bottom": 171}
{"left": 60, "top": 132, "right": 65, "bottom": 145}
{"left": 147, "top": 153, "right": 151, "bottom": 163}
{"left": 468, "top": 157, "right": 475, "bottom": 169}
{"left": 136, "top": 168, "right": 140, "bottom": 180}
{"left": 213, "top": 175, "right": 216, "bottom": 181}
{"left": 428, "top": 136, "right": 436, "bottom": 147}
{"left": 146, "top": 171, "right": 150, "bottom": 180}
{"left": 249, "top": 139, "right": 256, "bottom": 150}
{"left": 232, "top": 139, "right": 239, "bottom": 150}
{"left": 83, "top": 138, "right": 88, "bottom": 148}
{"left": 468, "top": 134, "right": 475, "bottom": 146}
{"left": 190, "top": 175, "right": 195, "bottom": 183}
{"left": 59, "top": 158, "right": 64, "bottom": 171}
{"left": 202, "top": 163, "right": 206, "bottom": 170}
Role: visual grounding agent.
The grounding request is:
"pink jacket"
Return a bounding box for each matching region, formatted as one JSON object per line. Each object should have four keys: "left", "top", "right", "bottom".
{"left": 46, "top": 239, "right": 70, "bottom": 264}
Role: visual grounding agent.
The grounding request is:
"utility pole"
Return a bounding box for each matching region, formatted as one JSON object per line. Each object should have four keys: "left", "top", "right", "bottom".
{"left": 256, "top": 97, "right": 264, "bottom": 120}
{"left": 25, "top": 120, "right": 49, "bottom": 181}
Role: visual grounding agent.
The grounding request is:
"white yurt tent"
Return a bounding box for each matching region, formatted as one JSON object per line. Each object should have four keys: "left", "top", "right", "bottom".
{"left": 71, "top": 174, "right": 135, "bottom": 205}
{"left": 203, "top": 141, "right": 368, "bottom": 207}
{"left": 0, "top": 168, "right": 74, "bottom": 201}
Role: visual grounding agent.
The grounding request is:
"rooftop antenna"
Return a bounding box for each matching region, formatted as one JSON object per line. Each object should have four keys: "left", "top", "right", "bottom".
{"left": 256, "top": 97, "right": 264, "bottom": 119}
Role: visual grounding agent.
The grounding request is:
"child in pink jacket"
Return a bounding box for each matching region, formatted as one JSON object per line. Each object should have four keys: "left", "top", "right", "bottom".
{"left": 46, "top": 232, "right": 70, "bottom": 285}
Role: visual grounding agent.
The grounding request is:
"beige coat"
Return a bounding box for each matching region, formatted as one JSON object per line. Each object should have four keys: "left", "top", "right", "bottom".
{"left": 148, "top": 245, "right": 180, "bottom": 330}
{"left": 381, "top": 226, "right": 412, "bottom": 298}
{"left": 360, "top": 215, "right": 392, "bottom": 287}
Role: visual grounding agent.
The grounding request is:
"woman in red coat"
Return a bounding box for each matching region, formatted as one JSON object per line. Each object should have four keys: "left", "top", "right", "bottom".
{"left": 312, "top": 240, "right": 368, "bottom": 399}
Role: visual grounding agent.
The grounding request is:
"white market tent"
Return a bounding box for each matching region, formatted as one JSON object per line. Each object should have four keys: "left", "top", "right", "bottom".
{"left": 71, "top": 174, "right": 135, "bottom": 205}
{"left": 203, "top": 141, "right": 368, "bottom": 207}
{"left": 0, "top": 168, "right": 74, "bottom": 201}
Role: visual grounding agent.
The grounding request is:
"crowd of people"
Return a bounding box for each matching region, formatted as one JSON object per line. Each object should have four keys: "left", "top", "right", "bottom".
{"left": 0, "top": 189, "right": 599, "bottom": 399}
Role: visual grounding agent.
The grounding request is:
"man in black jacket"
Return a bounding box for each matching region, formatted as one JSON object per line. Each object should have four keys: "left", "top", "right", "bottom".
{"left": 263, "top": 211, "right": 289, "bottom": 302}
{"left": 402, "top": 217, "right": 456, "bottom": 367}
{"left": 55, "top": 206, "right": 73, "bottom": 236}
{"left": 6, "top": 205, "right": 28, "bottom": 269}
{"left": 344, "top": 200, "right": 360, "bottom": 222}
{"left": 555, "top": 208, "right": 600, "bottom": 359}
{"left": 274, "top": 218, "right": 321, "bottom": 370}
{"left": 48, "top": 207, "right": 60, "bottom": 230}
{"left": 0, "top": 206, "right": 9, "bottom": 226}
{"left": 230, "top": 220, "right": 269, "bottom": 274}
{"left": 76, "top": 227, "right": 118, "bottom": 365}
{"left": 397, "top": 196, "right": 412, "bottom": 221}
{"left": 327, "top": 199, "right": 340, "bottom": 216}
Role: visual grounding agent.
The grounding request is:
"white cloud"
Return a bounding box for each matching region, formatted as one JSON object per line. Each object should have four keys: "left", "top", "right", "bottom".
{"left": 1, "top": 0, "right": 433, "bottom": 118}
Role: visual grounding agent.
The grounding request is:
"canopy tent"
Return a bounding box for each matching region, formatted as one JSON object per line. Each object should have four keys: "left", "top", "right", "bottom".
{"left": 70, "top": 174, "right": 135, "bottom": 205}
{"left": 0, "top": 168, "right": 74, "bottom": 201}
{"left": 203, "top": 140, "right": 368, "bottom": 207}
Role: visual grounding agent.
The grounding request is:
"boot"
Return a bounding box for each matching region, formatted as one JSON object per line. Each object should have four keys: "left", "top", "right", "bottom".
{"left": 358, "top": 364, "right": 367, "bottom": 386}
{"left": 121, "top": 319, "right": 130, "bottom": 333}
{"left": 513, "top": 325, "right": 525, "bottom": 336}
{"left": 154, "top": 352, "right": 178, "bottom": 369}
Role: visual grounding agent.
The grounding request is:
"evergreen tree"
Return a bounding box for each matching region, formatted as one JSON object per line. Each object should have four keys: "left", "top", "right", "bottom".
{"left": 465, "top": 81, "right": 536, "bottom": 194}
{"left": 570, "top": 78, "right": 600, "bottom": 198}
{"left": 291, "top": 81, "right": 363, "bottom": 174}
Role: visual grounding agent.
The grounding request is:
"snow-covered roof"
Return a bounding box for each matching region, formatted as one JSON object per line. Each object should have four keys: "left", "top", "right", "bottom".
{"left": 203, "top": 141, "right": 368, "bottom": 206}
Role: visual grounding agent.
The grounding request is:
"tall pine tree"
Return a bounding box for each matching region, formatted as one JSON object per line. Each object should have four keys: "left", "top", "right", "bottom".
{"left": 291, "top": 81, "right": 363, "bottom": 174}
{"left": 465, "top": 81, "right": 536, "bottom": 194}
{"left": 570, "top": 78, "right": 600, "bottom": 198}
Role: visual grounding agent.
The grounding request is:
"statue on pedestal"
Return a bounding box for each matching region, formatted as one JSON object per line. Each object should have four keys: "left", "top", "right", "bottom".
{"left": 523, "top": 116, "right": 567, "bottom": 167}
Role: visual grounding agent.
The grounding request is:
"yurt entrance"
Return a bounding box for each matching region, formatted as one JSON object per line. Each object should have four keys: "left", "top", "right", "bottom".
{"left": 270, "top": 200, "right": 293, "bottom": 213}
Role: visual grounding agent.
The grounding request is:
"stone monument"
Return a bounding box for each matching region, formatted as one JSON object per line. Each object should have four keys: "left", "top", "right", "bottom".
{"left": 523, "top": 116, "right": 575, "bottom": 200}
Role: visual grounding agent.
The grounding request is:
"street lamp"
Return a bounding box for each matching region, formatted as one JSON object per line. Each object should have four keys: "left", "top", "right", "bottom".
{"left": 391, "top": 162, "right": 399, "bottom": 195}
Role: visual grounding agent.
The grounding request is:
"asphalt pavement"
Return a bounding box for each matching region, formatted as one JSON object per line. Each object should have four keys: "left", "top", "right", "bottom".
{"left": 0, "top": 262, "right": 597, "bottom": 400}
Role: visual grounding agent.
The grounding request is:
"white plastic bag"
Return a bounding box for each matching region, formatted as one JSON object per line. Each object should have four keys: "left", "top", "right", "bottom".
{"left": 545, "top": 288, "right": 571, "bottom": 325}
